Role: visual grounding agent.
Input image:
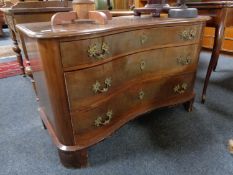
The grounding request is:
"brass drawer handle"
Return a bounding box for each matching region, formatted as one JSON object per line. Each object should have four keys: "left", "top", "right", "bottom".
{"left": 139, "top": 90, "right": 145, "bottom": 100}
{"left": 92, "top": 77, "right": 112, "bottom": 94}
{"left": 180, "top": 29, "right": 196, "bottom": 40}
{"left": 94, "top": 110, "right": 113, "bottom": 127}
{"left": 88, "top": 42, "right": 109, "bottom": 60}
{"left": 177, "top": 56, "right": 192, "bottom": 65}
{"left": 140, "top": 60, "right": 146, "bottom": 70}
{"left": 174, "top": 83, "right": 188, "bottom": 94}
{"left": 140, "top": 32, "right": 148, "bottom": 44}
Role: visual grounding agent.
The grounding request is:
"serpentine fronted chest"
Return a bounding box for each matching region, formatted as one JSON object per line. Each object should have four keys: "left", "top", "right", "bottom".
{"left": 17, "top": 15, "right": 209, "bottom": 168}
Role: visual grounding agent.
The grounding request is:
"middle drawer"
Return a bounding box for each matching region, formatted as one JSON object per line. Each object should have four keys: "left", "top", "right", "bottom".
{"left": 64, "top": 44, "right": 199, "bottom": 111}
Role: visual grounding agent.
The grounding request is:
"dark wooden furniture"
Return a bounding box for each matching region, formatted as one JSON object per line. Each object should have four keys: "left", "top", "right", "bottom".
{"left": 17, "top": 15, "right": 209, "bottom": 168}
{"left": 1, "top": 1, "right": 71, "bottom": 75}
{"left": 0, "top": 2, "right": 5, "bottom": 36}
{"left": 0, "top": 12, "right": 4, "bottom": 36}
{"left": 186, "top": 1, "right": 233, "bottom": 103}
{"left": 134, "top": 0, "right": 170, "bottom": 16}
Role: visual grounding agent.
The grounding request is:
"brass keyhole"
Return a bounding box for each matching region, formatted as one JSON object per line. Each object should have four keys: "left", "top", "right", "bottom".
{"left": 139, "top": 90, "right": 145, "bottom": 100}
{"left": 140, "top": 33, "right": 148, "bottom": 44}
{"left": 140, "top": 60, "right": 146, "bottom": 71}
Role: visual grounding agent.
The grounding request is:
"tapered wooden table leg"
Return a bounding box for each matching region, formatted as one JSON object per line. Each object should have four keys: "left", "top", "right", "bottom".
{"left": 201, "top": 24, "right": 225, "bottom": 104}
{"left": 11, "top": 30, "right": 25, "bottom": 76}
{"left": 25, "top": 65, "right": 39, "bottom": 101}
{"left": 213, "top": 58, "right": 219, "bottom": 71}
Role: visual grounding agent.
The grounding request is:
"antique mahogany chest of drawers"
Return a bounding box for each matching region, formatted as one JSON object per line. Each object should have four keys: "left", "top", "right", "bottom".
{"left": 17, "top": 15, "right": 209, "bottom": 168}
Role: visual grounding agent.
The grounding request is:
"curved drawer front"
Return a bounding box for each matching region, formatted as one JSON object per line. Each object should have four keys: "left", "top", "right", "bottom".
{"left": 60, "top": 25, "right": 201, "bottom": 68}
{"left": 71, "top": 73, "right": 195, "bottom": 136}
{"left": 65, "top": 44, "right": 199, "bottom": 111}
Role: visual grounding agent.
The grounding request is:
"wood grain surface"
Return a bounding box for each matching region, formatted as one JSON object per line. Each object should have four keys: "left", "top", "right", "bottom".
{"left": 18, "top": 16, "right": 208, "bottom": 168}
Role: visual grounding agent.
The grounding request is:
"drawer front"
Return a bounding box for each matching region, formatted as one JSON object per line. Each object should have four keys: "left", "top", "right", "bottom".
{"left": 71, "top": 73, "right": 196, "bottom": 135}
{"left": 65, "top": 44, "right": 199, "bottom": 111}
{"left": 60, "top": 25, "right": 202, "bottom": 68}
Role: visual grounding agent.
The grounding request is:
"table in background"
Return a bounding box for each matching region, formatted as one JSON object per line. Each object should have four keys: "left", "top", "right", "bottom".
{"left": 187, "top": 1, "right": 233, "bottom": 103}
{"left": 1, "top": 1, "right": 71, "bottom": 76}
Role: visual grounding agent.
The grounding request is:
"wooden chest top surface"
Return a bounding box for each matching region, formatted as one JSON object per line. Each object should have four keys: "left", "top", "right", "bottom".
{"left": 16, "top": 15, "right": 210, "bottom": 39}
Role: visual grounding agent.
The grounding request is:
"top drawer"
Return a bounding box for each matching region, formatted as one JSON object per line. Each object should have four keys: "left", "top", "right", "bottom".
{"left": 60, "top": 25, "right": 202, "bottom": 69}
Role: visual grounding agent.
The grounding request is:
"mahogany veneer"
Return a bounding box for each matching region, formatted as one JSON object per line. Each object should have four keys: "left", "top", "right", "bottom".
{"left": 17, "top": 15, "right": 209, "bottom": 168}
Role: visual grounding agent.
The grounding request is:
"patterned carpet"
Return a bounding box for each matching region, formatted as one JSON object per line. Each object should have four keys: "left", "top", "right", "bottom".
{"left": 0, "top": 60, "right": 22, "bottom": 79}
{"left": 0, "top": 29, "right": 22, "bottom": 79}
{"left": 0, "top": 50, "right": 233, "bottom": 175}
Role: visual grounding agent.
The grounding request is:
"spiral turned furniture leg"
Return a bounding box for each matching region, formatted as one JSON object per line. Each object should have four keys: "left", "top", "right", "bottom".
{"left": 11, "top": 30, "right": 25, "bottom": 76}
{"left": 25, "top": 66, "right": 39, "bottom": 101}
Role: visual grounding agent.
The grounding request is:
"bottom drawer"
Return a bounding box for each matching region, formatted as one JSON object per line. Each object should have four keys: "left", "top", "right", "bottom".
{"left": 71, "top": 73, "right": 196, "bottom": 136}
